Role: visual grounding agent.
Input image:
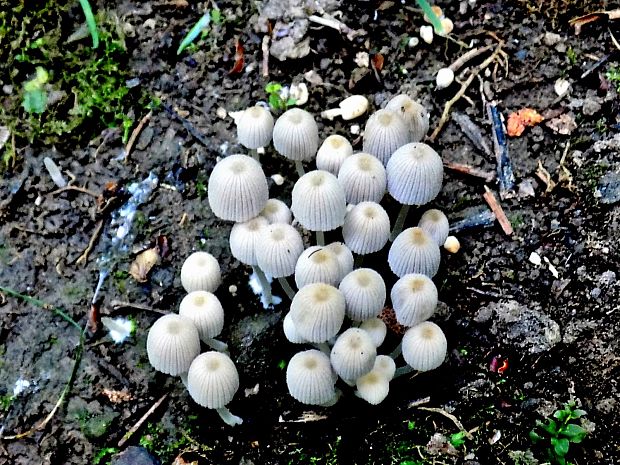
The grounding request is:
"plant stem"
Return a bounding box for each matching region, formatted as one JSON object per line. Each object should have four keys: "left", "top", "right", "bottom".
{"left": 390, "top": 204, "right": 410, "bottom": 241}
{"left": 203, "top": 338, "right": 229, "bottom": 352}
{"left": 415, "top": 0, "right": 444, "bottom": 34}
{"left": 253, "top": 265, "right": 273, "bottom": 307}
{"left": 78, "top": 0, "right": 99, "bottom": 49}
{"left": 278, "top": 277, "right": 296, "bottom": 300}
{"left": 389, "top": 341, "right": 403, "bottom": 359}
{"left": 295, "top": 160, "right": 305, "bottom": 177}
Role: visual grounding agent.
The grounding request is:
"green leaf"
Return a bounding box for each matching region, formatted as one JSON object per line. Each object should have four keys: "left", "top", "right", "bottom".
{"left": 407, "top": 420, "right": 416, "bottom": 431}
{"left": 268, "top": 94, "right": 282, "bottom": 110}
{"left": 22, "top": 88, "right": 47, "bottom": 114}
{"left": 561, "top": 424, "right": 587, "bottom": 443}
{"left": 177, "top": 12, "right": 211, "bottom": 55}
{"left": 571, "top": 409, "right": 586, "bottom": 418}
{"left": 78, "top": 0, "right": 99, "bottom": 49}
{"left": 211, "top": 8, "right": 222, "bottom": 24}
{"left": 265, "top": 82, "right": 282, "bottom": 93}
{"left": 551, "top": 437, "right": 570, "bottom": 457}
{"left": 449, "top": 431, "right": 467, "bottom": 448}
{"left": 554, "top": 409, "right": 570, "bottom": 421}
{"left": 541, "top": 420, "right": 558, "bottom": 435}
{"left": 529, "top": 429, "right": 542, "bottom": 443}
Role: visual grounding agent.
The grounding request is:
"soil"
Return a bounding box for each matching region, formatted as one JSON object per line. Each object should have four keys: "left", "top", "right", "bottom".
{"left": 1, "top": 0, "right": 619, "bottom": 464}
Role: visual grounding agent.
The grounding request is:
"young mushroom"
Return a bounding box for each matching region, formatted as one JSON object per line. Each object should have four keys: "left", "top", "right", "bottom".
{"left": 186, "top": 351, "right": 243, "bottom": 426}
{"left": 339, "top": 268, "right": 386, "bottom": 322}
{"left": 236, "top": 105, "right": 274, "bottom": 158}
{"left": 330, "top": 328, "right": 377, "bottom": 384}
{"left": 290, "top": 283, "right": 346, "bottom": 344}
{"left": 337, "top": 153, "right": 387, "bottom": 205}
{"left": 325, "top": 242, "right": 354, "bottom": 282}
{"left": 316, "top": 135, "right": 353, "bottom": 176}
{"left": 342, "top": 202, "right": 391, "bottom": 257}
{"left": 259, "top": 199, "right": 293, "bottom": 225}
{"left": 320, "top": 95, "right": 369, "bottom": 121}
{"left": 294, "top": 245, "right": 343, "bottom": 289}
{"left": 272, "top": 108, "right": 319, "bottom": 176}
{"left": 286, "top": 349, "right": 338, "bottom": 406}
{"left": 207, "top": 154, "right": 269, "bottom": 222}
{"left": 418, "top": 209, "right": 449, "bottom": 247}
{"left": 390, "top": 273, "right": 438, "bottom": 327}
{"left": 147, "top": 314, "right": 201, "bottom": 378}
{"left": 359, "top": 318, "right": 388, "bottom": 348}
{"left": 355, "top": 370, "right": 390, "bottom": 405}
{"left": 179, "top": 291, "right": 227, "bottom": 352}
{"left": 388, "top": 227, "right": 441, "bottom": 278}
{"left": 180, "top": 252, "right": 222, "bottom": 293}
{"left": 385, "top": 95, "right": 430, "bottom": 142}
{"left": 362, "top": 109, "right": 410, "bottom": 166}
{"left": 400, "top": 321, "right": 447, "bottom": 372}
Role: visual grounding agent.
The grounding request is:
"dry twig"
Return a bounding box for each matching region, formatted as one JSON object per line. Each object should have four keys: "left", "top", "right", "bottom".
{"left": 124, "top": 111, "right": 153, "bottom": 160}
{"left": 482, "top": 186, "right": 513, "bottom": 235}
{"left": 417, "top": 406, "right": 474, "bottom": 440}
{"left": 118, "top": 394, "right": 168, "bottom": 447}
{"left": 75, "top": 220, "right": 104, "bottom": 266}
{"left": 50, "top": 185, "right": 99, "bottom": 198}
{"left": 444, "top": 161, "right": 495, "bottom": 182}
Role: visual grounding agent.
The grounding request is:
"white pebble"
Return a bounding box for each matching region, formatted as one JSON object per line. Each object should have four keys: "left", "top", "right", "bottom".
{"left": 43, "top": 156, "right": 67, "bottom": 188}
{"left": 529, "top": 252, "right": 542, "bottom": 266}
{"left": 420, "top": 25, "right": 434, "bottom": 44}
{"left": 436, "top": 67, "right": 455, "bottom": 89}
{"left": 271, "top": 174, "right": 285, "bottom": 185}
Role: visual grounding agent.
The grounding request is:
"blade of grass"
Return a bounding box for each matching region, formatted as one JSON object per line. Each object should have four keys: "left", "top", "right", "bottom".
{"left": 78, "top": 0, "right": 99, "bottom": 49}
{"left": 177, "top": 12, "right": 211, "bottom": 55}
{"left": 415, "top": 0, "right": 444, "bottom": 35}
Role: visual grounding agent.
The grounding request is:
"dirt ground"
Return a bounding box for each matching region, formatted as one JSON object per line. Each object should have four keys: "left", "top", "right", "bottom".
{"left": 1, "top": 0, "right": 619, "bottom": 464}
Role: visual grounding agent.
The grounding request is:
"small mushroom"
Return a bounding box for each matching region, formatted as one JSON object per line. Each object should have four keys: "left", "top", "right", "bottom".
{"left": 338, "top": 153, "right": 387, "bottom": 205}
{"left": 359, "top": 318, "right": 388, "bottom": 348}
{"left": 179, "top": 291, "right": 227, "bottom": 352}
{"left": 294, "top": 246, "right": 342, "bottom": 289}
{"left": 180, "top": 252, "right": 222, "bottom": 293}
{"left": 236, "top": 105, "right": 274, "bottom": 151}
{"left": 229, "top": 217, "right": 269, "bottom": 267}
{"left": 330, "top": 328, "right": 377, "bottom": 384}
{"left": 316, "top": 135, "right": 353, "bottom": 176}
{"left": 385, "top": 95, "right": 429, "bottom": 142}
{"left": 290, "top": 283, "right": 345, "bottom": 343}
{"left": 390, "top": 273, "right": 438, "bottom": 327}
{"left": 436, "top": 67, "right": 455, "bottom": 89}
{"left": 401, "top": 321, "right": 447, "bottom": 371}
{"left": 339, "top": 268, "right": 386, "bottom": 322}
{"left": 286, "top": 350, "right": 338, "bottom": 406}
{"left": 355, "top": 370, "right": 390, "bottom": 405}
{"left": 259, "top": 199, "right": 292, "bottom": 225}
{"left": 272, "top": 108, "right": 319, "bottom": 176}
{"left": 443, "top": 235, "right": 460, "bottom": 253}
{"left": 388, "top": 227, "right": 441, "bottom": 278}
{"left": 325, "top": 242, "right": 354, "bottom": 281}
{"left": 418, "top": 209, "right": 449, "bottom": 247}
{"left": 147, "top": 314, "right": 200, "bottom": 377}
{"left": 342, "top": 202, "right": 391, "bottom": 255}
{"left": 321, "top": 95, "right": 369, "bottom": 121}
{"left": 283, "top": 311, "right": 307, "bottom": 344}
{"left": 362, "top": 109, "right": 410, "bottom": 166}
{"left": 372, "top": 355, "right": 396, "bottom": 380}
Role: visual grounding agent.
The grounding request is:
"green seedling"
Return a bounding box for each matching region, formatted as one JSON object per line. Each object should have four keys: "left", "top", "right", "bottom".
{"left": 177, "top": 12, "right": 211, "bottom": 55}
{"left": 265, "top": 82, "right": 296, "bottom": 112}
{"left": 93, "top": 447, "right": 118, "bottom": 465}
{"left": 449, "top": 431, "right": 468, "bottom": 449}
{"left": 606, "top": 66, "right": 620, "bottom": 92}
{"left": 78, "top": 0, "right": 99, "bottom": 48}
{"left": 22, "top": 67, "right": 49, "bottom": 114}
{"left": 415, "top": 0, "right": 444, "bottom": 35}
{"left": 529, "top": 400, "right": 588, "bottom": 465}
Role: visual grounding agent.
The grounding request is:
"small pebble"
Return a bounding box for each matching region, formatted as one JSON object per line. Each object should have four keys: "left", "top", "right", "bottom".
{"left": 529, "top": 252, "right": 542, "bottom": 266}
{"left": 407, "top": 37, "right": 419, "bottom": 48}
{"left": 271, "top": 174, "right": 285, "bottom": 185}
{"left": 229, "top": 284, "right": 238, "bottom": 295}
{"left": 420, "top": 25, "right": 434, "bottom": 44}
{"left": 216, "top": 107, "right": 228, "bottom": 119}
{"left": 554, "top": 78, "right": 570, "bottom": 97}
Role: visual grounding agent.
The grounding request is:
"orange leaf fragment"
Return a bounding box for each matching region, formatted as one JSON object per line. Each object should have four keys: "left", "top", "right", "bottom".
{"left": 506, "top": 108, "right": 544, "bottom": 137}
{"left": 229, "top": 38, "right": 244, "bottom": 74}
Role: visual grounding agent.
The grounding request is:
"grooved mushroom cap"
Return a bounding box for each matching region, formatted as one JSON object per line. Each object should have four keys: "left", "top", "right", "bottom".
{"left": 181, "top": 252, "right": 222, "bottom": 293}
{"left": 402, "top": 321, "right": 447, "bottom": 371}
{"left": 385, "top": 95, "right": 429, "bottom": 142}
{"left": 342, "top": 202, "right": 390, "bottom": 254}
{"left": 294, "top": 246, "right": 342, "bottom": 289}
{"left": 339, "top": 268, "right": 386, "bottom": 321}
{"left": 179, "top": 291, "right": 225, "bottom": 341}
{"left": 147, "top": 314, "right": 201, "bottom": 376}
{"left": 418, "top": 209, "right": 449, "bottom": 246}
{"left": 291, "top": 170, "right": 347, "bottom": 232}
{"left": 290, "top": 283, "right": 345, "bottom": 343}
{"left": 236, "top": 106, "right": 274, "bottom": 149}
{"left": 373, "top": 355, "right": 396, "bottom": 380}
{"left": 325, "top": 242, "right": 354, "bottom": 281}
{"left": 391, "top": 274, "right": 438, "bottom": 327}
{"left": 286, "top": 350, "right": 337, "bottom": 405}
{"left": 356, "top": 370, "right": 390, "bottom": 405}
{"left": 229, "top": 216, "right": 269, "bottom": 266}
{"left": 316, "top": 135, "right": 353, "bottom": 176}
{"left": 259, "top": 199, "right": 292, "bottom": 225}
{"left": 359, "top": 318, "right": 388, "bottom": 348}
{"left": 272, "top": 108, "right": 319, "bottom": 161}
{"left": 330, "top": 328, "right": 377, "bottom": 381}
{"left": 386, "top": 143, "right": 443, "bottom": 206}
{"left": 388, "top": 227, "right": 441, "bottom": 278}
{"left": 338, "top": 153, "right": 387, "bottom": 204}
{"left": 187, "top": 351, "right": 240, "bottom": 409}
{"left": 283, "top": 312, "right": 307, "bottom": 344}
{"left": 362, "top": 109, "right": 410, "bottom": 166}
{"left": 255, "top": 223, "right": 304, "bottom": 278}
{"left": 207, "top": 154, "right": 269, "bottom": 222}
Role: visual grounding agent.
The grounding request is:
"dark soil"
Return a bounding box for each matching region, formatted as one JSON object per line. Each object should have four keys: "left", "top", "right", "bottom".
{"left": 1, "top": 1, "right": 619, "bottom": 464}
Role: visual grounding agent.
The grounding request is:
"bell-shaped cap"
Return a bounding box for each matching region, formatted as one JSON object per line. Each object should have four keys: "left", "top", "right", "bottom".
{"left": 388, "top": 227, "right": 441, "bottom": 278}
{"left": 355, "top": 370, "right": 390, "bottom": 405}
{"left": 418, "top": 209, "right": 449, "bottom": 246}
{"left": 385, "top": 95, "right": 429, "bottom": 142}
{"left": 325, "top": 242, "right": 354, "bottom": 281}
{"left": 236, "top": 105, "right": 274, "bottom": 149}
{"left": 187, "top": 351, "right": 240, "bottom": 409}
{"left": 402, "top": 321, "right": 447, "bottom": 371}
{"left": 179, "top": 291, "right": 225, "bottom": 341}
{"left": 330, "top": 328, "right": 377, "bottom": 382}
{"left": 207, "top": 154, "right": 269, "bottom": 221}
{"left": 362, "top": 109, "right": 409, "bottom": 166}
{"left": 338, "top": 153, "right": 386, "bottom": 204}
{"left": 372, "top": 355, "right": 396, "bottom": 380}
{"left": 256, "top": 223, "right": 304, "bottom": 278}
{"left": 391, "top": 273, "right": 438, "bottom": 327}
{"left": 339, "top": 268, "right": 386, "bottom": 321}
{"left": 283, "top": 312, "right": 307, "bottom": 344}
{"left": 290, "top": 283, "right": 345, "bottom": 342}
{"left": 386, "top": 143, "right": 443, "bottom": 206}
{"left": 316, "top": 135, "right": 353, "bottom": 176}
{"left": 273, "top": 108, "right": 319, "bottom": 161}
{"left": 342, "top": 202, "right": 390, "bottom": 255}
{"left": 294, "top": 246, "right": 343, "bottom": 289}
{"left": 259, "top": 199, "right": 292, "bottom": 224}
{"left": 229, "top": 216, "right": 269, "bottom": 266}
{"left": 359, "top": 318, "right": 388, "bottom": 348}
{"left": 181, "top": 251, "right": 222, "bottom": 293}
{"left": 291, "top": 170, "right": 347, "bottom": 232}
{"left": 147, "top": 314, "right": 200, "bottom": 376}
{"left": 286, "top": 350, "right": 337, "bottom": 405}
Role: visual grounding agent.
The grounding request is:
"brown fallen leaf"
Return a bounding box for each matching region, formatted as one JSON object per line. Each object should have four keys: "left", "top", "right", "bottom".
{"left": 102, "top": 388, "right": 133, "bottom": 404}
{"left": 371, "top": 53, "right": 384, "bottom": 72}
{"left": 506, "top": 108, "right": 544, "bottom": 137}
{"left": 545, "top": 113, "right": 577, "bottom": 135}
{"left": 229, "top": 38, "right": 244, "bottom": 74}
{"left": 129, "top": 247, "right": 159, "bottom": 282}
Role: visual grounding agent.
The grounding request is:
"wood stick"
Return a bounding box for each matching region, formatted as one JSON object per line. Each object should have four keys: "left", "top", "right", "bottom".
{"left": 482, "top": 186, "right": 513, "bottom": 235}
{"left": 118, "top": 394, "right": 168, "bottom": 447}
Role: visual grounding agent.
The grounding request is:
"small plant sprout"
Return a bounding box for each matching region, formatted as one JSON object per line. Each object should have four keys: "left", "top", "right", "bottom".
{"left": 416, "top": 0, "right": 444, "bottom": 35}
{"left": 529, "top": 400, "right": 589, "bottom": 465}
{"left": 272, "top": 108, "right": 319, "bottom": 176}
{"left": 22, "top": 67, "right": 49, "bottom": 114}
{"left": 187, "top": 352, "right": 243, "bottom": 426}
{"left": 78, "top": 0, "right": 99, "bottom": 48}
{"left": 265, "top": 82, "right": 297, "bottom": 112}
{"left": 177, "top": 12, "right": 212, "bottom": 55}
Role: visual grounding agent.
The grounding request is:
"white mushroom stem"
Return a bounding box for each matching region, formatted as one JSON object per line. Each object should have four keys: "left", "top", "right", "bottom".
{"left": 353, "top": 254, "right": 363, "bottom": 268}
{"left": 313, "top": 342, "right": 331, "bottom": 355}
{"left": 321, "top": 108, "right": 343, "bottom": 120}
{"left": 389, "top": 341, "right": 402, "bottom": 359}
{"left": 180, "top": 372, "right": 188, "bottom": 388}
{"left": 295, "top": 160, "right": 305, "bottom": 177}
{"left": 203, "top": 338, "right": 229, "bottom": 352}
{"left": 390, "top": 205, "right": 411, "bottom": 241}
{"left": 278, "top": 277, "right": 296, "bottom": 300}
{"left": 316, "top": 230, "right": 325, "bottom": 246}
{"left": 216, "top": 407, "right": 244, "bottom": 426}
{"left": 319, "top": 389, "right": 342, "bottom": 407}
{"left": 249, "top": 149, "right": 260, "bottom": 162}
{"left": 253, "top": 265, "right": 274, "bottom": 307}
{"left": 393, "top": 365, "right": 416, "bottom": 378}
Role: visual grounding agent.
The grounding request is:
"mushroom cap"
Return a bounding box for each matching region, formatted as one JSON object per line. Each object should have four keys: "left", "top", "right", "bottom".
{"left": 259, "top": 199, "right": 292, "bottom": 225}
{"left": 236, "top": 106, "right": 274, "bottom": 149}
{"left": 338, "top": 153, "right": 387, "bottom": 204}
{"left": 283, "top": 312, "right": 307, "bottom": 344}
{"left": 338, "top": 95, "right": 369, "bottom": 120}
{"left": 147, "top": 314, "right": 201, "bottom": 376}
{"left": 316, "top": 135, "right": 353, "bottom": 176}
{"left": 207, "top": 154, "right": 269, "bottom": 222}
{"left": 418, "top": 209, "right": 449, "bottom": 246}
{"left": 272, "top": 108, "right": 319, "bottom": 161}
{"left": 291, "top": 170, "right": 347, "bottom": 232}
{"left": 179, "top": 291, "right": 225, "bottom": 341}
{"left": 286, "top": 350, "right": 337, "bottom": 405}
{"left": 386, "top": 143, "right": 443, "bottom": 206}
{"left": 372, "top": 355, "right": 396, "bottom": 380}
{"left": 342, "top": 201, "right": 390, "bottom": 255}
{"left": 290, "top": 283, "right": 345, "bottom": 343}
{"left": 180, "top": 251, "right": 222, "bottom": 293}
{"left": 402, "top": 321, "right": 447, "bottom": 371}
{"left": 388, "top": 227, "right": 441, "bottom": 278}
{"left": 359, "top": 318, "right": 388, "bottom": 348}
{"left": 330, "top": 328, "right": 377, "bottom": 381}
{"left": 229, "top": 216, "right": 269, "bottom": 266}
{"left": 385, "top": 95, "right": 429, "bottom": 142}
{"left": 255, "top": 223, "right": 304, "bottom": 278}
{"left": 294, "top": 246, "right": 343, "bottom": 289}
{"left": 187, "top": 351, "right": 240, "bottom": 409}
{"left": 325, "top": 242, "right": 354, "bottom": 281}
{"left": 356, "top": 370, "right": 390, "bottom": 405}
{"left": 339, "top": 268, "right": 386, "bottom": 321}
{"left": 443, "top": 235, "right": 460, "bottom": 253}
{"left": 362, "top": 109, "right": 410, "bottom": 166}
{"left": 391, "top": 273, "right": 438, "bottom": 327}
